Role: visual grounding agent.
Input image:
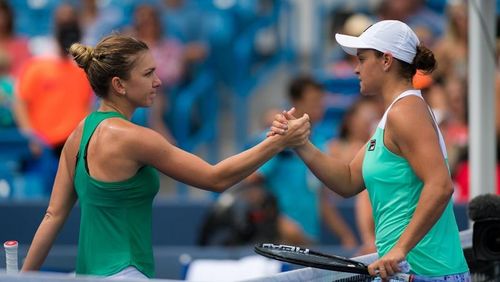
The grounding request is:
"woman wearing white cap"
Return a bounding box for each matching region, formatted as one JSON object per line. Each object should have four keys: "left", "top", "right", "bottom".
{"left": 271, "top": 20, "right": 470, "bottom": 281}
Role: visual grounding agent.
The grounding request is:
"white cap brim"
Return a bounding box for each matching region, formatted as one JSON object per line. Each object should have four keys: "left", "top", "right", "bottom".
{"left": 335, "top": 33, "right": 371, "bottom": 56}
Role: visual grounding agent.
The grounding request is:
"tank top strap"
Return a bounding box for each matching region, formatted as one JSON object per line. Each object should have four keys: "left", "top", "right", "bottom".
{"left": 78, "top": 112, "right": 127, "bottom": 160}
{"left": 378, "top": 90, "right": 423, "bottom": 129}
{"left": 376, "top": 89, "right": 447, "bottom": 159}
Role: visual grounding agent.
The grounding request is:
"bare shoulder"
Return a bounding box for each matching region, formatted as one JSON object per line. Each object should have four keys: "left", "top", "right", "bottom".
{"left": 63, "top": 119, "right": 85, "bottom": 158}
{"left": 386, "top": 95, "right": 437, "bottom": 149}
{"left": 98, "top": 117, "right": 171, "bottom": 161}
{"left": 387, "top": 95, "right": 431, "bottom": 129}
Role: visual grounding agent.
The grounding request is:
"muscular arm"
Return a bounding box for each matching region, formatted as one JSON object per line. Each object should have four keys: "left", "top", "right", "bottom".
{"left": 21, "top": 129, "right": 80, "bottom": 271}
{"left": 295, "top": 142, "right": 366, "bottom": 197}
{"left": 388, "top": 97, "right": 453, "bottom": 255}
{"left": 368, "top": 96, "right": 453, "bottom": 277}
{"left": 129, "top": 116, "right": 309, "bottom": 192}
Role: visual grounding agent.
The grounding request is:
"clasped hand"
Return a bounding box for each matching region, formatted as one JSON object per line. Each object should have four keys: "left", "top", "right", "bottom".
{"left": 267, "top": 107, "right": 310, "bottom": 147}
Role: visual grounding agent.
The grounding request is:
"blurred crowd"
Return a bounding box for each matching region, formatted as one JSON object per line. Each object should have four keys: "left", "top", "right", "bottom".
{"left": 0, "top": 0, "right": 279, "bottom": 198}
{"left": 0, "top": 0, "right": 499, "bottom": 251}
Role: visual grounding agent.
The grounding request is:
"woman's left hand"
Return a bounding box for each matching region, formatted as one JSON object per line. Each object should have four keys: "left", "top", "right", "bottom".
{"left": 367, "top": 246, "right": 407, "bottom": 280}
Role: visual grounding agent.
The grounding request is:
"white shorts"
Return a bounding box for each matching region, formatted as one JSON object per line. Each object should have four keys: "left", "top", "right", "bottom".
{"left": 106, "top": 266, "right": 148, "bottom": 280}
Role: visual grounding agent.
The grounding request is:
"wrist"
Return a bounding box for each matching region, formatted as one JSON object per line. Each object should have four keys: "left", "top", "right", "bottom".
{"left": 393, "top": 242, "right": 410, "bottom": 256}
{"left": 294, "top": 141, "right": 310, "bottom": 153}
{"left": 265, "top": 134, "right": 286, "bottom": 152}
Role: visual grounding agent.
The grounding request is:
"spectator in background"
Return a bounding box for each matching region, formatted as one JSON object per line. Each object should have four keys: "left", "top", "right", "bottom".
{"left": 433, "top": 0, "right": 468, "bottom": 82}
{"left": 328, "top": 13, "right": 373, "bottom": 78}
{"left": 79, "top": 0, "right": 99, "bottom": 33}
{"left": 0, "top": 0, "right": 32, "bottom": 78}
{"left": 161, "top": 0, "right": 206, "bottom": 44}
{"left": 328, "top": 96, "right": 382, "bottom": 171}
{"left": 246, "top": 76, "right": 358, "bottom": 247}
{"left": 328, "top": 96, "right": 383, "bottom": 255}
{"left": 0, "top": 49, "right": 15, "bottom": 128}
{"left": 160, "top": 0, "right": 208, "bottom": 78}
{"left": 376, "top": 0, "right": 444, "bottom": 45}
{"left": 80, "top": 0, "right": 132, "bottom": 46}
{"left": 128, "top": 4, "right": 208, "bottom": 143}
{"left": 14, "top": 3, "right": 93, "bottom": 158}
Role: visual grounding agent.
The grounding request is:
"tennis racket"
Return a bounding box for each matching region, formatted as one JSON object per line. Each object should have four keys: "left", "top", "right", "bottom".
{"left": 255, "top": 243, "right": 412, "bottom": 280}
{"left": 3, "top": 241, "right": 18, "bottom": 274}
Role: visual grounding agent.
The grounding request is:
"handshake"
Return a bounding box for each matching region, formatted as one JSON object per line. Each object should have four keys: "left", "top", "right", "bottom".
{"left": 266, "top": 107, "right": 311, "bottom": 148}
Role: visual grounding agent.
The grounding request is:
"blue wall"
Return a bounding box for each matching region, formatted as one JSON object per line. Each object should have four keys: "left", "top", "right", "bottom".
{"left": 0, "top": 200, "right": 470, "bottom": 279}
{"left": 0, "top": 199, "right": 470, "bottom": 246}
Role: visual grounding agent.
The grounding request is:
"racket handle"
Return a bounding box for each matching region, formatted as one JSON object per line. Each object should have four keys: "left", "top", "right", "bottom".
{"left": 398, "top": 260, "right": 411, "bottom": 273}
{"left": 4, "top": 241, "right": 18, "bottom": 274}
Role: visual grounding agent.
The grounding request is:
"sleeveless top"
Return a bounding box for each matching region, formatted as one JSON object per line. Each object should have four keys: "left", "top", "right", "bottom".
{"left": 362, "top": 90, "right": 468, "bottom": 276}
{"left": 74, "top": 111, "right": 160, "bottom": 278}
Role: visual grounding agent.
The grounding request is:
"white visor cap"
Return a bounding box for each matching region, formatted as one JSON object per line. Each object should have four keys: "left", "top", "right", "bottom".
{"left": 335, "top": 20, "right": 420, "bottom": 64}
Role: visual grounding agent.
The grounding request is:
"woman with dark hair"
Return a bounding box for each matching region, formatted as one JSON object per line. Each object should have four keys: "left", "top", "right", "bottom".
{"left": 271, "top": 20, "right": 469, "bottom": 281}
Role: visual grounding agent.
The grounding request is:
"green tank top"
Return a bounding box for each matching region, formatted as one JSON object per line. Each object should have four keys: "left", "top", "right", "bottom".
{"left": 74, "top": 111, "right": 159, "bottom": 278}
{"left": 362, "top": 90, "right": 468, "bottom": 276}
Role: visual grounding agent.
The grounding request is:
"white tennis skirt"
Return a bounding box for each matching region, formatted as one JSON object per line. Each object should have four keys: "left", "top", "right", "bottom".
{"left": 106, "top": 266, "right": 148, "bottom": 280}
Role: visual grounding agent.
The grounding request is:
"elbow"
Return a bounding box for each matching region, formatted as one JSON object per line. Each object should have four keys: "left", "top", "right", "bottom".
{"left": 336, "top": 190, "right": 354, "bottom": 198}
{"left": 211, "top": 181, "right": 230, "bottom": 193}
{"left": 326, "top": 186, "right": 354, "bottom": 198}
{"left": 43, "top": 209, "right": 57, "bottom": 223}
{"left": 206, "top": 166, "right": 239, "bottom": 193}
{"left": 43, "top": 207, "right": 66, "bottom": 224}
{"left": 206, "top": 172, "right": 231, "bottom": 193}
{"left": 436, "top": 179, "right": 454, "bottom": 202}
{"left": 325, "top": 182, "right": 360, "bottom": 198}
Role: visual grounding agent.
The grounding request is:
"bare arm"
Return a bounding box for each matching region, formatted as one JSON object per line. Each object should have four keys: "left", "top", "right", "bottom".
{"left": 294, "top": 141, "right": 366, "bottom": 197}
{"left": 21, "top": 129, "right": 80, "bottom": 271}
{"left": 367, "top": 97, "right": 453, "bottom": 277}
{"left": 271, "top": 112, "right": 366, "bottom": 197}
{"left": 130, "top": 115, "right": 310, "bottom": 192}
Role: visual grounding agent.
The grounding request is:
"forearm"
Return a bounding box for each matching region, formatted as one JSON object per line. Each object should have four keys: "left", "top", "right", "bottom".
{"left": 22, "top": 214, "right": 66, "bottom": 271}
{"left": 394, "top": 182, "right": 453, "bottom": 254}
{"left": 295, "top": 142, "right": 358, "bottom": 197}
{"left": 211, "top": 136, "right": 283, "bottom": 191}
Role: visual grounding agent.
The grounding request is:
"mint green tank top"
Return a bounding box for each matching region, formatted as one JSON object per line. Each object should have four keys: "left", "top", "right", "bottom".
{"left": 74, "top": 112, "right": 160, "bottom": 278}
{"left": 362, "top": 90, "right": 468, "bottom": 276}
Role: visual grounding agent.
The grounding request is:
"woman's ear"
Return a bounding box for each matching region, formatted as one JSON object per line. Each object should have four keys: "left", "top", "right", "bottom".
{"left": 111, "top": 77, "right": 126, "bottom": 96}
{"left": 382, "top": 53, "right": 394, "bottom": 72}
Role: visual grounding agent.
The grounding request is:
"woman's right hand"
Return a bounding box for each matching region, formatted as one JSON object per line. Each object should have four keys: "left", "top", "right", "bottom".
{"left": 267, "top": 107, "right": 296, "bottom": 137}
{"left": 272, "top": 109, "right": 310, "bottom": 148}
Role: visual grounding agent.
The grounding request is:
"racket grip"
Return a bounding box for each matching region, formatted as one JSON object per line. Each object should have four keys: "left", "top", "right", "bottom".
{"left": 398, "top": 260, "right": 411, "bottom": 273}
{"left": 4, "top": 241, "right": 18, "bottom": 274}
